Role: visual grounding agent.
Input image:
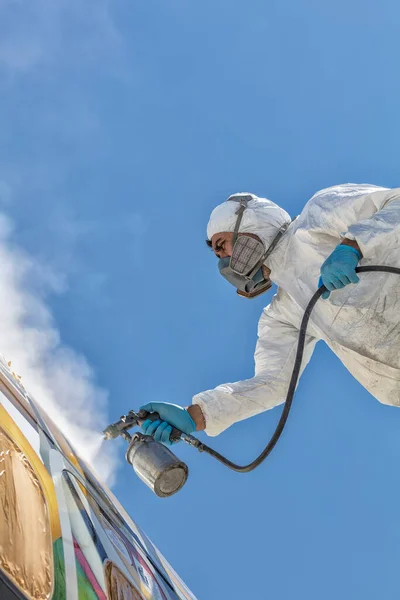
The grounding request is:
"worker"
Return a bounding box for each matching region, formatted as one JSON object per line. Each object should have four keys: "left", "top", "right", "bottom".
{"left": 141, "top": 184, "right": 400, "bottom": 445}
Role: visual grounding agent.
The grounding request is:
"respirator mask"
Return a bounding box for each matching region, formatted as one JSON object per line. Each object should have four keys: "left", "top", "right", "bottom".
{"left": 217, "top": 195, "right": 290, "bottom": 299}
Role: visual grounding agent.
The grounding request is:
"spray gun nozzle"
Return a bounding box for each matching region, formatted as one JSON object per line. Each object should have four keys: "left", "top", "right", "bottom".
{"left": 103, "top": 410, "right": 142, "bottom": 440}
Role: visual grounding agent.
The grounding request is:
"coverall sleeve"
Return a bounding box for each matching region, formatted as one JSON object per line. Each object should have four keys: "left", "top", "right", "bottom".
{"left": 342, "top": 188, "right": 400, "bottom": 260}
{"left": 192, "top": 291, "right": 318, "bottom": 436}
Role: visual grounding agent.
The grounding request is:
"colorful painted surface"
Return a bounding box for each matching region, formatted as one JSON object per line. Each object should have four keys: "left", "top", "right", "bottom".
{"left": 92, "top": 507, "right": 169, "bottom": 600}
{"left": 0, "top": 372, "right": 195, "bottom": 600}
{"left": 104, "top": 562, "right": 145, "bottom": 600}
{"left": 53, "top": 537, "right": 106, "bottom": 600}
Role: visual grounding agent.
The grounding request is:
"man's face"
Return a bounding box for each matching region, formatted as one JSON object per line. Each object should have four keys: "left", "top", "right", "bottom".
{"left": 210, "top": 232, "right": 272, "bottom": 278}
{"left": 210, "top": 232, "right": 234, "bottom": 258}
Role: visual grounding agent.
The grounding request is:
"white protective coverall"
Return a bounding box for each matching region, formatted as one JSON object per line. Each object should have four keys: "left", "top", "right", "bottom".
{"left": 193, "top": 184, "right": 400, "bottom": 437}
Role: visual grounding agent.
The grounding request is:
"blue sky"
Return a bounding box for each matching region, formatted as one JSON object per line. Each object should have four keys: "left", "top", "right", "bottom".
{"left": 1, "top": 0, "right": 400, "bottom": 598}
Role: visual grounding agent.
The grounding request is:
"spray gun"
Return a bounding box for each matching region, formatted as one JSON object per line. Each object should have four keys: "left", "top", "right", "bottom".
{"left": 103, "top": 409, "right": 204, "bottom": 497}
{"left": 104, "top": 267, "right": 400, "bottom": 498}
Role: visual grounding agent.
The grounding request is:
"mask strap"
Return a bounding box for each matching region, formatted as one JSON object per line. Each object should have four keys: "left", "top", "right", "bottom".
{"left": 231, "top": 199, "right": 248, "bottom": 247}
{"left": 247, "top": 221, "right": 291, "bottom": 280}
{"left": 228, "top": 198, "right": 295, "bottom": 280}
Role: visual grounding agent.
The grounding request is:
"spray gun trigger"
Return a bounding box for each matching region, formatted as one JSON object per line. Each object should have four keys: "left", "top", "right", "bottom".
{"left": 137, "top": 409, "right": 149, "bottom": 420}
{"left": 138, "top": 410, "right": 183, "bottom": 443}
{"left": 139, "top": 411, "right": 170, "bottom": 426}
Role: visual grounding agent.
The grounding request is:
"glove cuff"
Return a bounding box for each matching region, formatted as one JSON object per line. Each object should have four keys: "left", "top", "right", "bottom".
{"left": 338, "top": 244, "right": 361, "bottom": 259}
{"left": 184, "top": 409, "right": 196, "bottom": 433}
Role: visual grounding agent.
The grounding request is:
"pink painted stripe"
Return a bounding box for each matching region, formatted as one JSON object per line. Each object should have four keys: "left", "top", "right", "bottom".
{"left": 73, "top": 537, "right": 107, "bottom": 600}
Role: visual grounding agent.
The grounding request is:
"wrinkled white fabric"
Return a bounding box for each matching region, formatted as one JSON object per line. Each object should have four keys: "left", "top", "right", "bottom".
{"left": 194, "top": 184, "right": 400, "bottom": 436}
{"left": 207, "top": 193, "right": 292, "bottom": 248}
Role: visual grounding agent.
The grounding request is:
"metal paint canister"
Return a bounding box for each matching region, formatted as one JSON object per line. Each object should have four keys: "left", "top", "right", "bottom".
{"left": 126, "top": 433, "right": 188, "bottom": 497}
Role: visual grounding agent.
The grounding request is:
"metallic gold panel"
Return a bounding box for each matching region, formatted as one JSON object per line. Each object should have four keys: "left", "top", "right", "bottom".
{"left": 0, "top": 428, "right": 53, "bottom": 600}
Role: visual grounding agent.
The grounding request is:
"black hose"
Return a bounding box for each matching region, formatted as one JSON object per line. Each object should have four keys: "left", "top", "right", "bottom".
{"left": 197, "top": 266, "right": 400, "bottom": 472}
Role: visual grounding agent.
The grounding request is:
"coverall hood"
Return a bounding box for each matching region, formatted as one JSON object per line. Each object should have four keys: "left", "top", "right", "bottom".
{"left": 207, "top": 193, "right": 292, "bottom": 252}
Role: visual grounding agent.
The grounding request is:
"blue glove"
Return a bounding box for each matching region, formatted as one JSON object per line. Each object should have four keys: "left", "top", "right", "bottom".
{"left": 319, "top": 244, "right": 361, "bottom": 299}
{"left": 140, "top": 402, "right": 196, "bottom": 446}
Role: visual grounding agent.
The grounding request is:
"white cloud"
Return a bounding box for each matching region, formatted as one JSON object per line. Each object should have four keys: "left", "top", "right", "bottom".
{"left": 0, "top": 211, "right": 119, "bottom": 484}
{"left": 0, "top": 0, "right": 130, "bottom": 487}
